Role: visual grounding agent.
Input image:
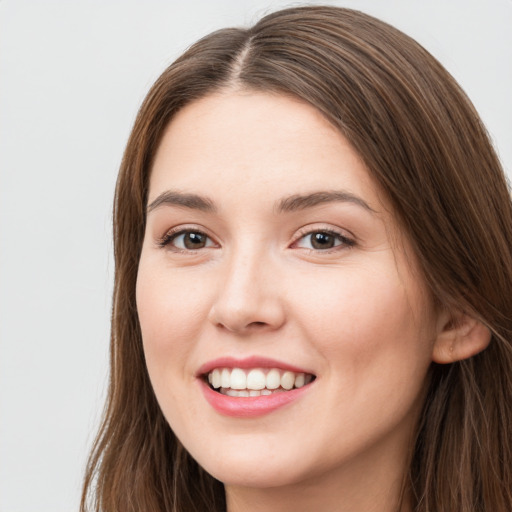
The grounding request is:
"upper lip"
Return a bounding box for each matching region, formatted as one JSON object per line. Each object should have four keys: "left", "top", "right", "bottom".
{"left": 196, "top": 356, "right": 314, "bottom": 377}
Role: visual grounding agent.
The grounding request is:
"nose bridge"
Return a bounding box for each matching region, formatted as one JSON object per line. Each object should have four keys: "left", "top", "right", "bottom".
{"left": 209, "top": 238, "right": 284, "bottom": 333}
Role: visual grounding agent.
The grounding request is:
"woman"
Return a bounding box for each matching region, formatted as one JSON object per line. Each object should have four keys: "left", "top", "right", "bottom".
{"left": 81, "top": 6, "right": 512, "bottom": 512}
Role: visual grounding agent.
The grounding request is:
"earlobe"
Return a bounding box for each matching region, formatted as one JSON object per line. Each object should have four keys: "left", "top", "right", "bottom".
{"left": 432, "top": 311, "right": 491, "bottom": 364}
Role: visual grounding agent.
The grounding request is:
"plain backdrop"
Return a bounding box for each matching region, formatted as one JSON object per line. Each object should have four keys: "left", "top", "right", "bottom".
{"left": 0, "top": 1, "right": 511, "bottom": 511}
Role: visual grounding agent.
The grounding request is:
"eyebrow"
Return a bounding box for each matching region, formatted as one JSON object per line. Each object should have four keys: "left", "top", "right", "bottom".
{"left": 146, "top": 189, "right": 375, "bottom": 215}
{"left": 147, "top": 190, "right": 216, "bottom": 213}
{"left": 276, "top": 190, "right": 375, "bottom": 214}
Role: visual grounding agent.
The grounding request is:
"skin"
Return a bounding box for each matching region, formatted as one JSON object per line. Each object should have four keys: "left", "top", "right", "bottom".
{"left": 136, "top": 91, "right": 454, "bottom": 512}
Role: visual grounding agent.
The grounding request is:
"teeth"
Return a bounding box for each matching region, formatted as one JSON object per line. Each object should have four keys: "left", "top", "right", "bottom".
{"left": 219, "top": 387, "right": 286, "bottom": 397}
{"left": 247, "top": 369, "right": 266, "bottom": 390}
{"left": 281, "top": 371, "right": 295, "bottom": 390}
{"left": 212, "top": 368, "right": 221, "bottom": 389}
{"left": 207, "top": 367, "right": 313, "bottom": 393}
{"left": 221, "top": 368, "right": 230, "bottom": 388}
{"left": 266, "top": 369, "right": 281, "bottom": 389}
{"left": 230, "top": 368, "right": 247, "bottom": 390}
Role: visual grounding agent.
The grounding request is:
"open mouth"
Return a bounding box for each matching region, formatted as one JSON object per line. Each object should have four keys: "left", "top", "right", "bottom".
{"left": 205, "top": 367, "right": 316, "bottom": 397}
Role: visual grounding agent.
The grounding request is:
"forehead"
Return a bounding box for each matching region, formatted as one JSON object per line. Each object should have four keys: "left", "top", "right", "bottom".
{"left": 149, "top": 91, "right": 383, "bottom": 212}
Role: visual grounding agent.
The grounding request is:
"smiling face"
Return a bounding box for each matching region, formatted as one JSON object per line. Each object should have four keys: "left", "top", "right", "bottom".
{"left": 136, "top": 91, "right": 440, "bottom": 503}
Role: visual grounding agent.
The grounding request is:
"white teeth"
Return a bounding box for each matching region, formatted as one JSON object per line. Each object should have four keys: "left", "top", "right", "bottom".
{"left": 223, "top": 388, "right": 261, "bottom": 397}
{"left": 266, "top": 369, "right": 281, "bottom": 389}
{"left": 230, "top": 368, "right": 247, "bottom": 390}
{"left": 212, "top": 368, "right": 221, "bottom": 389}
{"left": 281, "top": 371, "right": 295, "bottom": 390}
{"left": 207, "top": 367, "right": 314, "bottom": 394}
{"left": 246, "top": 369, "right": 266, "bottom": 390}
{"left": 221, "top": 368, "right": 230, "bottom": 388}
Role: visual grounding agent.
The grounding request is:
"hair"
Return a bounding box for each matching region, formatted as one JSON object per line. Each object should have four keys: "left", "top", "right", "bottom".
{"left": 81, "top": 6, "right": 512, "bottom": 512}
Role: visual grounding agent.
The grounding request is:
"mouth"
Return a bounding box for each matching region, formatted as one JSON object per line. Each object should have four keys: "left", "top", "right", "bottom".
{"left": 198, "top": 357, "right": 316, "bottom": 417}
{"left": 204, "top": 367, "right": 316, "bottom": 397}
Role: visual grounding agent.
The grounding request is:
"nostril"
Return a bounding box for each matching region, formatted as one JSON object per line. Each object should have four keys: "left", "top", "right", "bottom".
{"left": 208, "top": 296, "right": 286, "bottom": 333}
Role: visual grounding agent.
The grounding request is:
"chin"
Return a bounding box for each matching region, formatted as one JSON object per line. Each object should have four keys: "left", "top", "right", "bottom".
{"left": 182, "top": 432, "right": 317, "bottom": 489}
{"left": 201, "top": 456, "right": 308, "bottom": 489}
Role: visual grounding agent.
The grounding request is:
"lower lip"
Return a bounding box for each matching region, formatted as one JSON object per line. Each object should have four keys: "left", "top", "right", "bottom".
{"left": 199, "top": 380, "right": 312, "bottom": 418}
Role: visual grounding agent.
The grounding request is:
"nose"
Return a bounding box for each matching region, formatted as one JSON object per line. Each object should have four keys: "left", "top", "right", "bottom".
{"left": 208, "top": 248, "right": 286, "bottom": 334}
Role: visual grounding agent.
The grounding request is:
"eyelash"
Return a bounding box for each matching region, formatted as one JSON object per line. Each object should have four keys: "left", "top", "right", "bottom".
{"left": 156, "top": 227, "right": 214, "bottom": 252}
{"left": 292, "top": 228, "right": 356, "bottom": 252}
{"left": 156, "top": 227, "right": 356, "bottom": 253}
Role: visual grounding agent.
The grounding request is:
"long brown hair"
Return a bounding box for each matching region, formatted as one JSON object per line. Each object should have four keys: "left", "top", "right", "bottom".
{"left": 81, "top": 6, "right": 512, "bottom": 511}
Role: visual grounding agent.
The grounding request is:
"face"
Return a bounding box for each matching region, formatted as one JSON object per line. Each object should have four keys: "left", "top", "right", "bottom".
{"left": 137, "top": 91, "right": 439, "bottom": 492}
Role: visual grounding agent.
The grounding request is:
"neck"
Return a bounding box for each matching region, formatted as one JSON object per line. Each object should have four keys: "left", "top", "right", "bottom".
{"left": 227, "top": 476, "right": 411, "bottom": 512}
{"left": 226, "top": 470, "right": 412, "bottom": 512}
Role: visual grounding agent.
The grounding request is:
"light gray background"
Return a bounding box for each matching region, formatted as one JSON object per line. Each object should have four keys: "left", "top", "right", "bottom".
{"left": 1, "top": 1, "right": 511, "bottom": 511}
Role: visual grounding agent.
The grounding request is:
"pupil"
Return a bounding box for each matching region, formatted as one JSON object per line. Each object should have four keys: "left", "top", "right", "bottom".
{"left": 184, "top": 232, "right": 205, "bottom": 249}
{"left": 312, "top": 232, "right": 334, "bottom": 249}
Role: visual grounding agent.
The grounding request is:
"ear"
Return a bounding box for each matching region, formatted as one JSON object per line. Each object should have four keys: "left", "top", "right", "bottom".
{"left": 432, "top": 310, "right": 491, "bottom": 364}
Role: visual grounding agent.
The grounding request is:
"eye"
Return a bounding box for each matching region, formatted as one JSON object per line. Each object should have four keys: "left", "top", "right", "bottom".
{"left": 294, "top": 230, "right": 355, "bottom": 251}
{"left": 158, "top": 229, "right": 216, "bottom": 251}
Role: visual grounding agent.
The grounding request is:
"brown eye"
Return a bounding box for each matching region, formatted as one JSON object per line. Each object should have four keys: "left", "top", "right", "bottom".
{"left": 161, "top": 230, "right": 216, "bottom": 251}
{"left": 310, "top": 232, "right": 336, "bottom": 249}
{"left": 182, "top": 232, "right": 208, "bottom": 249}
{"left": 294, "top": 230, "right": 355, "bottom": 251}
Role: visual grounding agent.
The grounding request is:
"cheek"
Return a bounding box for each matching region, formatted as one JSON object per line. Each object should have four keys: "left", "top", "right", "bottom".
{"left": 293, "top": 260, "right": 434, "bottom": 384}
{"left": 135, "top": 258, "right": 214, "bottom": 433}
{"left": 135, "top": 258, "right": 211, "bottom": 396}
{"left": 137, "top": 258, "right": 208, "bottom": 344}
{"left": 285, "top": 263, "right": 435, "bottom": 464}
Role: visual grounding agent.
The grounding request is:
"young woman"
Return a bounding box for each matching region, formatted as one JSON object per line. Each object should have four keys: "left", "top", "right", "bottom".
{"left": 81, "top": 6, "right": 512, "bottom": 512}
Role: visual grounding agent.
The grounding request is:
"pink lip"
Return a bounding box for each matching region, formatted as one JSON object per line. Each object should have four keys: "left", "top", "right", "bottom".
{"left": 196, "top": 356, "right": 312, "bottom": 376}
{"left": 199, "top": 380, "right": 312, "bottom": 418}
